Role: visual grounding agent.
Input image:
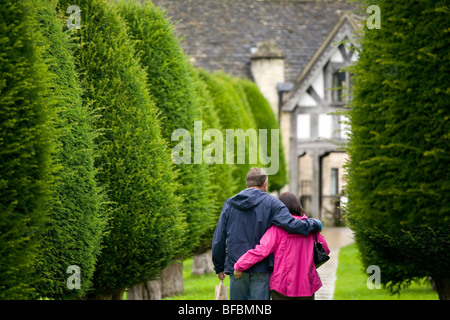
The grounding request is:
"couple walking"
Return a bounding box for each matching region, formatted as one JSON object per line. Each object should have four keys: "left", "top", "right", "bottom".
{"left": 212, "top": 167, "right": 330, "bottom": 300}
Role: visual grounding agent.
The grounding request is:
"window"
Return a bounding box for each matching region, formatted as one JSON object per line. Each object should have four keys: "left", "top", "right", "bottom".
{"left": 330, "top": 168, "right": 338, "bottom": 196}
{"left": 300, "top": 180, "right": 312, "bottom": 195}
{"left": 297, "top": 114, "right": 310, "bottom": 139}
{"left": 318, "top": 114, "right": 332, "bottom": 139}
{"left": 332, "top": 70, "right": 346, "bottom": 102}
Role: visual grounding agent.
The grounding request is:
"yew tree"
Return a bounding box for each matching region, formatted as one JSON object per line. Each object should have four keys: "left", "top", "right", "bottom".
{"left": 345, "top": 0, "right": 450, "bottom": 299}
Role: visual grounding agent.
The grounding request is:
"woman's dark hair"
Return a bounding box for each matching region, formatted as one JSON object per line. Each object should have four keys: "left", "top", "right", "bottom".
{"left": 278, "top": 192, "right": 305, "bottom": 216}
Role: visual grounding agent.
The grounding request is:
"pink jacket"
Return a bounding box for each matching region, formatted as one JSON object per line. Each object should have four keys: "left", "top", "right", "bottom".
{"left": 234, "top": 215, "right": 330, "bottom": 297}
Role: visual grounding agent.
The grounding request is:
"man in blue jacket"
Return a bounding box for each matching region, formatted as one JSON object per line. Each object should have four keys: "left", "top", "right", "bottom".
{"left": 212, "top": 167, "right": 323, "bottom": 300}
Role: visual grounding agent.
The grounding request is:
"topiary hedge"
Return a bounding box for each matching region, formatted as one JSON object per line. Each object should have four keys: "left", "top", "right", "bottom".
{"left": 198, "top": 70, "right": 258, "bottom": 193}
{"left": 190, "top": 68, "right": 236, "bottom": 254}
{"left": 57, "top": 0, "right": 186, "bottom": 298}
{"left": 236, "top": 77, "right": 287, "bottom": 192}
{"left": 116, "top": 0, "right": 216, "bottom": 257}
{"left": 0, "top": 0, "right": 58, "bottom": 299}
{"left": 345, "top": 0, "right": 450, "bottom": 299}
{"left": 32, "top": 0, "right": 106, "bottom": 300}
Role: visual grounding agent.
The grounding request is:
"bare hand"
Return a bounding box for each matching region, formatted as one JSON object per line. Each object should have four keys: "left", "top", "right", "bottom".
{"left": 217, "top": 272, "right": 226, "bottom": 280}
{"left": 234, "top": 269, "right": 243, "bottom": 279}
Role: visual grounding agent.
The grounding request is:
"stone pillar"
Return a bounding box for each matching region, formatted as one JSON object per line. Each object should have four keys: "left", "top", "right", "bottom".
{"left": 280, "top": 110, "right": 291, "bottom": 186}
{"left": 311, "top": 150, "right": 321, "bottom": 219}
{"left": 289, "top": 112, "right": 298, "bottom": 195}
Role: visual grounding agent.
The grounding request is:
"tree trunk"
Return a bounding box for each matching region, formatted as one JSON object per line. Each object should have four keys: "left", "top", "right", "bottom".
{"left": 93, "top": 288, "right": 124, "bottom": 300}
{"left": 111, "top": 289, "right": 124, "bottom": 300}
{"left": 127, "top": 280, "right": 161, "bottom": 300}
{"left": 127, "top": 261, "right": 184, "bottom": 300}
{"left": 434, "top": 275, "right": 450, "bottom": 300}
{"left": 192, "top": 250, "right": 214, "bottom": 275}
{"left": 161, "top": 260, "right": 184, "bottom": 298}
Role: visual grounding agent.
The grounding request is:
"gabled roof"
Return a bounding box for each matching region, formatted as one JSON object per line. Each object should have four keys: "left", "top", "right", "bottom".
{"left": 282, "top": 13, "right": 359, "bottom": 111}
{"left": 152, "top": 0, "right": 359, "bottom": 83}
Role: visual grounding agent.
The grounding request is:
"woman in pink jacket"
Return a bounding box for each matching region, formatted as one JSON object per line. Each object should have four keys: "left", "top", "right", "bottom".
{"left": 234, "top": 192, "right": 330, "bottom": 300}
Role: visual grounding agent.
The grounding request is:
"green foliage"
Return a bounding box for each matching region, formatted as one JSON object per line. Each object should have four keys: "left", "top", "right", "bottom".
{"left": 116, "top": 0, "right": 216, "bottom": 257}
{"left": 236, "top": 78, "right": 288, "bottom": 192}
{"left": 198, "top": 70, "right": 257, "bottom": 193}
{"left": 57, "top": 0, "right": 186, "bottom": 297}
{"left": 190, "top": 69, "right": 236, "bottom": 253}
{"left": 345, "top": 0, "right": 450, "bottom": 297}
{"left": 31, "top": 0, "right": 106, "bottom": 299}
{"left": 0, "top": 0, "right": 58, "bottom": 299}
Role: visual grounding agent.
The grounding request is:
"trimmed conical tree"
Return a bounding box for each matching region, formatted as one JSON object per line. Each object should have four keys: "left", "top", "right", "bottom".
{"left": 190, "top": 68, "right": 236, "bottom": 256}
{"left": 31, "top": 0, "right": 106, "bottom": 299}
{"left": 198, "top": 70, "right": 258, "bottom": 193}
{"left": 116, "top": 0, "right": 216, "bottom": 258}
{"left": 345, "top": 0, "right": 450, "bottom": 299}
{"left": 0, "top": 0, "right": 58, "bottom": 299}
{"left": 236, "top": 78, "right": 287, "bottom": 192}
{"left": 57, "top": 0, "right": 186, "bottom": 299}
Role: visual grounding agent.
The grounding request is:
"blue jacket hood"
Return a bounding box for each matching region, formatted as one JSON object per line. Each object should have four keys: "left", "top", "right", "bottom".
{"left": 228, "top": 188, "right": 269, "bottom": 210}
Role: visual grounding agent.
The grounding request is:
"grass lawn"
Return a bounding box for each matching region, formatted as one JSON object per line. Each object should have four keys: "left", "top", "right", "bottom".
{"left": 333, "top": 243, "right": 439, "bottom": 300}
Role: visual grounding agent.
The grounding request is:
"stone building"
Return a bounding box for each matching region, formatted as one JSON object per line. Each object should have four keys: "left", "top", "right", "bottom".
{"left": 152, "top": 0, "right": 360, "bottom": 225}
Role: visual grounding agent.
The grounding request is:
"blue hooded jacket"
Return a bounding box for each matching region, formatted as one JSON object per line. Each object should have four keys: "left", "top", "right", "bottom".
{"left": 212, "top": 188, "right": 321, "bottom": 274}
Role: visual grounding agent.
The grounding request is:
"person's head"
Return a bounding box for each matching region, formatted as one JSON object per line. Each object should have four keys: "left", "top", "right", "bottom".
{"left": 246, "top": 167, "right": 268, "bottom": 191}
{"left": 278, "top": 192, "right": 305, "bottom": 216}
